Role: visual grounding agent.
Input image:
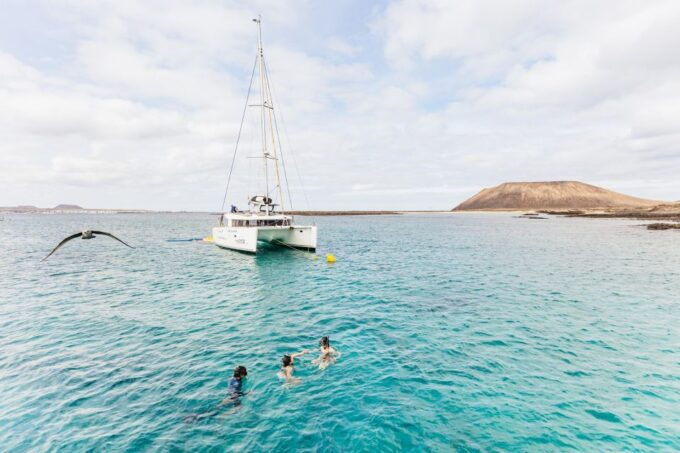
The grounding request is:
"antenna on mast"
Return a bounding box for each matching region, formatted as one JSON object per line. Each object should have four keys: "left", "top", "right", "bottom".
{"left": 253, "top": 15, "right": 263, "bottom": 54}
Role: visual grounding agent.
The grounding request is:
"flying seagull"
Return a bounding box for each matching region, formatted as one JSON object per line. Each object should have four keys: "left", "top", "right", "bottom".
{"left": 42, "top": 230, "right": 133, "bottom": 261}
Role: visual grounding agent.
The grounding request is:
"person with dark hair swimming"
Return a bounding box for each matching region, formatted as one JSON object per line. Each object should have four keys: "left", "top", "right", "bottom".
{"left": 312, "top": 336, "right": 341, "bottom": 370}
{"left": 221, "top": 365, "right": 248, "bottom": 403}
{"left": 184, "top": 365, "right": 248, "bottom": 422}
{"left": 278, "top": 349, "right": 310, "bottom": 383}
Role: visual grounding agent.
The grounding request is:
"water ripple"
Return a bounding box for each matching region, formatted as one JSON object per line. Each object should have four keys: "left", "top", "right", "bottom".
{"left": 0, "top": 213, "right": 679, "bottom": 450}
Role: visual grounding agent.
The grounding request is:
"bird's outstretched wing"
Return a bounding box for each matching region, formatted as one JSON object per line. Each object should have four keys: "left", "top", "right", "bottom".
{"left": 91, "top": 231, "right": 134, "bottom": 248}
{"left": 42, "top": 232, "right": 83, "bottom": 261}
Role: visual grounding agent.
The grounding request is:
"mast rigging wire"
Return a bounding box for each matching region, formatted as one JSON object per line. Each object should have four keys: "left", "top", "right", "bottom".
{"left": 220, "top": 55, "right": 258, "bottom": 213}
{"left": 262, "top": 58, "right": 294, "bottom": 212}
{"left": 262, "top": 58, "right": 313, "bottom": 216}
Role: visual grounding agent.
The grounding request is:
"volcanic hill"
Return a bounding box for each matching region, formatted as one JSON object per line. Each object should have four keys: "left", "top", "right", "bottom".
{"left": 453, "top": 181, "right": 662, "bottom": 211}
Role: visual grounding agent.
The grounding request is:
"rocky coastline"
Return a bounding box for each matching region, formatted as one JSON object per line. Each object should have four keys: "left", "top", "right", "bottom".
{"left": 645, "top": 223, "right": 680, "bottom": 230}
{"left": 538, "top": 208, "right": 680, "bottom": 222}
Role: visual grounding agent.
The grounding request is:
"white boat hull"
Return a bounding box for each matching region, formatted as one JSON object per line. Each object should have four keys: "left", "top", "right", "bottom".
{"left": 212, "top": 225, "right": 317, "bottom": 253}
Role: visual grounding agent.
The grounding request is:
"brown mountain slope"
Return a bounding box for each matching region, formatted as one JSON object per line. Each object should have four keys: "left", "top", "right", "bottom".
{"left": 453, "top": 181, "right": 662, "bottom": 211}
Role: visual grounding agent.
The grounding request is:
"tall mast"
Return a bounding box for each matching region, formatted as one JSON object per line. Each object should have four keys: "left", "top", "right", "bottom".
{"left": 253, "top": 16, "right": 286, "bottom": 214}
{"left": 254, "top": 16, "right": 269, "bottom": 212}
{"left": 221, "top": 17, "right": 290, "bottom": 216}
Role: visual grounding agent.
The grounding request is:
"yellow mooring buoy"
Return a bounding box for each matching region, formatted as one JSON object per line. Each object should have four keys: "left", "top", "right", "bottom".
{"left": 326, "top": 253, "right": 336, "bottom": 263}
{"left": 203, "top": 235, "right": 214, "bottom": 243}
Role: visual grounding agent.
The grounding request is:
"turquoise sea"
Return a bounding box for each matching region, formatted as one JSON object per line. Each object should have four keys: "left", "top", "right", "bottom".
{"left": 1, "top": 213, "right": 678, "bottom": 451}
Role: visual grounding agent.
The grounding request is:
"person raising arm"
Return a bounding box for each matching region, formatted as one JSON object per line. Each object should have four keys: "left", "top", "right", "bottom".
{"left": 278, "top": 349, "right": 310, "bottom": 383}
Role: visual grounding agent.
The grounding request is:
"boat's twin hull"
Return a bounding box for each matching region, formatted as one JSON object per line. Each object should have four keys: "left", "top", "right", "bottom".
{"left": 212, "top": 225, "right": 317, "bottom": 253}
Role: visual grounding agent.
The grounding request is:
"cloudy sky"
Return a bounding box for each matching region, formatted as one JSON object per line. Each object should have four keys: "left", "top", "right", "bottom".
{"left": 1, "top": 0, "right": 679, "bottom": 210}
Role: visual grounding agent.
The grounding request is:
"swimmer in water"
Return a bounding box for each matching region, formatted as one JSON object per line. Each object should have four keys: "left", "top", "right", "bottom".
{"left": 278, "top": 349, "right": 310, "bottom": 383}
{"left": 184, "top": 365, "right": 248, "bottom": 422}
{"left": 220, "top": 365, "right": 248, "bottom": 405}
{"left": 312, "top": 336, "right": 341, "bottom": 370}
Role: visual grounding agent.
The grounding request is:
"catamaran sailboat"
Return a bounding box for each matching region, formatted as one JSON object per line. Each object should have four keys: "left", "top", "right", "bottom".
{"left": 212, "top": 17, "right": 317, "bottom": 253}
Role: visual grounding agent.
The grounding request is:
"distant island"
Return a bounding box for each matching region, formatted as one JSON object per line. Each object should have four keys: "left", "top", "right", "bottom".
{"left": 52, "top": 204, "right": 83, "bottom": 210}
{"left": 453, "top": 181, "right": 661, "bottom": 211}
{"left": 453, "top": 181, "right": 680, "bottom": 225}
{"left": 3, "top": 184, "right": 678, "bottom": 224}
{"left": 0, "top": 204, "right": 150, "bottom": 214}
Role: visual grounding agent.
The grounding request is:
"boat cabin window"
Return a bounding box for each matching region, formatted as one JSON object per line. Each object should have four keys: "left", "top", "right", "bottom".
{"left": 232, "top": 218, "right": 290, "bottom": 227}
{"left": 257, "top": 219, "right": 290, "bottom": 226}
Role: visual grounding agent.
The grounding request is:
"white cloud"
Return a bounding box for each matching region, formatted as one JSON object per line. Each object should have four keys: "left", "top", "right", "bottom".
{"left": 1, "top": 0, "right": 680, "bottom": 209}
{"left": 326, "top": 37, "right": 360, "bottom": 56}
{"left": 375, "top": 0, "right": 680, "bottom": 202}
